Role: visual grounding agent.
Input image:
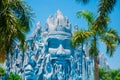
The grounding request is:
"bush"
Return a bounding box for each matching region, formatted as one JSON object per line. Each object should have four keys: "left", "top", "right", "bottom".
{"left": 0, "top": 67, "right": 6, "bottom": 76}
{"left": 6, "top": 72, "right": 22, "bottom": 80}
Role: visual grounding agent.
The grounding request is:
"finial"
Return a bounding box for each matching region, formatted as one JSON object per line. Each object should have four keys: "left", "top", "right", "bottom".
{"left": 56, "top": 9, "right": 62, "bottom": 15}
{"left": 36, "top": 21, "right": 40, "bottom": 28}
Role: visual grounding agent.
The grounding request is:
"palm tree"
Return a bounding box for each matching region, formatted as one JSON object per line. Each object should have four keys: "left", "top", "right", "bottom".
{"left": 0, "top": 0, "right": 32, "bottom": 62}
{"left": 75, "top": 0, "right": 117, "bottom": 33}
{"left": 75, "top": 0, "right": 116, "bottom": 16}
{"left": 72, "top": 10, "right": 120, "bottom": 80}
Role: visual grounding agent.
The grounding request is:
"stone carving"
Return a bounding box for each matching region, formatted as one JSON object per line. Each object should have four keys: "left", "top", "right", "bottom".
{"left": 4, "top": 10, "right": 94, "bottom": 80}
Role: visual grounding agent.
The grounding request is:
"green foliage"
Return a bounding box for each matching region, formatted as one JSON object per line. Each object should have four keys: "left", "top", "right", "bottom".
{"left": 99, "top": 68, "right": 120, "bottom": 80}
{"left": 94, "top": 0, "right": 116, "bottom": 32}
{"left": 72, "top": 29, "right": 93, "bottom": 47}
{"left": 0, "top": 67, "right": 22, "bottom": 80}
{"left": 72, "top": 10, "right": 120, "bottom": 80}
{"left": 6, "top": 72, "right": 22, "bottom": 80}
{"left": 0, "top": 0, "right": 33, "bottom": 59}
{"left": 100, "top": 28, "right": 120, "bottom": 56}
{"left": 98, "top": 0, "right": 116, "bottom": 16}
{"left": 75, "top": 0, "right": 89, "bottom": 4}
{"left": 0, "top": 67, "right": 6, "bottom": 76}
{"left": 77, "top": 10, "right": 94, "bottom": 26}
{"left": 76, "top": 0, "right": 117, "bottom": 34}
{"left": 72, "top": 10, "right": 120, "bottom": 57}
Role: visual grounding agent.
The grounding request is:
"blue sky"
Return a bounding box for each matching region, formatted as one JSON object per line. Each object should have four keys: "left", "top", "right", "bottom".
{"left": 25, "top": 0, "right": 120, "bottom": 69}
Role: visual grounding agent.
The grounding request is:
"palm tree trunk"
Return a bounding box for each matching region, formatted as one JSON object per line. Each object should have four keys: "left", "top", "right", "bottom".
{"left": 94, "top": 56, "right": 99, "bottom": 80}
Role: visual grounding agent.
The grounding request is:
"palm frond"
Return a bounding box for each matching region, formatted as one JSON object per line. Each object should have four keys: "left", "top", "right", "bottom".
{"left": 10, "top": 0, "right": 33, "bottom": 32}
{"left": 77, "top": 10, "right": 95, "bottom": 26}
{"left": 71, "top": 29, "right": 92, "bottom": 47}
{"left": 98, "top": 0, "right": 116, "bottom": 16}
{"left": 101, "top": 38, "right": 116, "bottom": 56}
{"left": 105, "top": 28, "right": 118, "bottom": 39}
{"left": 15, "top": 29, "right": 26, "bottom": 52}
{"left": 100, "top": 28, "right": 119, "bottom": 56}
{"left": 93, "top": 16, "right": 112, "bottom": 35}
{"left": 0, "top": 0, "right": 33, "bottom": 56}
{"left": 75, "top": 0, "right": 89, "bottom": 4}
{"left": 89, "top": 38, "right": 99, "bottom": 56}
{"left": 94, "top": 0, "right": 116, "bottom": 30}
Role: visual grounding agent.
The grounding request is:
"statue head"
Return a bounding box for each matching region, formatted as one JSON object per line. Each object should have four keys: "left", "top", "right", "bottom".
{"left": 45, "top": 10, "right": 72, "bottom": 58}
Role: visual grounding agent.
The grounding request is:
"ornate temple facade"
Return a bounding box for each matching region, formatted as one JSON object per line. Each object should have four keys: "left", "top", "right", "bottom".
{"left": 4, "top": 10, "right": 95, "bottom": 80}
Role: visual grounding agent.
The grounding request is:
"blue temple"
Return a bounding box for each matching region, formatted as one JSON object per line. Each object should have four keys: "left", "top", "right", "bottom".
{"left": 4, "top": 10, "right": 95, "bottom": 80}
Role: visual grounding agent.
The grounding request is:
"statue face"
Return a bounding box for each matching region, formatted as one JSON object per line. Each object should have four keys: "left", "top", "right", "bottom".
{"left": 48, "top": 38, "right": 71, "bottom": 57}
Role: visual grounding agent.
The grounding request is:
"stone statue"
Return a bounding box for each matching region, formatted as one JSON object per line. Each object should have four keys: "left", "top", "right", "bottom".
{"left": 4, "top": 10, "right": 94, "bottom": 80}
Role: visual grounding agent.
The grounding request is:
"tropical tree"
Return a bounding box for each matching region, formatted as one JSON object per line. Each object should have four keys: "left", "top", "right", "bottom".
{"left": 110, "top": 69, "right": 120, "bottom": 80}
{"left": 75, "top": 0, "right": 117, "bottom": 46}
{"left": 99, "top": 68, "right": 111, "bottom": 80}
{"left": 0, "top": 0, "right": 32, "bottom": 62}
{"left": 72, "top": 10, "right": 120, "bottom": 80}
{"left": 75, "top": 0, "right": 117, "bottom": 29}
{"left": 75, "top": 0, "right": 117, "bottom": 42}
{"left": 99, "top": 68, "right": 120, "bottom": 80}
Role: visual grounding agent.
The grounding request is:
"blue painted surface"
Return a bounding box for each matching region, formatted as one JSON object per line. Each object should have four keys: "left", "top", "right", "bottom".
{"left": 4, "top": 10, "right": 94, "bottom": 80}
